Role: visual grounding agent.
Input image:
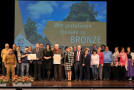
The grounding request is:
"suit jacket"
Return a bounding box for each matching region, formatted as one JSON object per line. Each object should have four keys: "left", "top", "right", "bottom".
{"left": 74, "top": 50, "right": 85, "bottom": 65}
{"left": 13, "top": 50, "right": 22, "bottom": 63}
{"left": 84, "top": 54, "right": 91, "bottom": 66}
{"left": 32, "top": 48, "right": 43, "bottom": 64}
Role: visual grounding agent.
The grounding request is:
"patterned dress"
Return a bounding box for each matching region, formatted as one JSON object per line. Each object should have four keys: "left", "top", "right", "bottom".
{"left": 64, "top": 51, "right": 74, "bottom": 71}
{"left": 112, "top": 52, "right": 120, "bottom": 66}
{"left": 126, "top": 52, "right": 134, "bottom": 77}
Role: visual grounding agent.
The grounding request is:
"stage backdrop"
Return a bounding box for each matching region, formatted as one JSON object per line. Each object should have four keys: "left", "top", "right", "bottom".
{"left": 14, "top": 0, "right": 107, "bottom": 51}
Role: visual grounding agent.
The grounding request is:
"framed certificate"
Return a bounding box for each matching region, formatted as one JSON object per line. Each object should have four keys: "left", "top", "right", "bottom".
{"left": 27, "top": 54, "right": 37, "bottom": 60}
{"left": 53, "top": 54, "right": 61, "bottom": 64}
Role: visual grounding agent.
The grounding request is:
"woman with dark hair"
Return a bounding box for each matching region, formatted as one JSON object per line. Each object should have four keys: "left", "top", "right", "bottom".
{"left": 83, "top": 49, "right": 91, "bottom": 80}
{"left": 90, "top": 50, "right": 99, "bottom": 80}
{"left": 126, "top": 47, "right": 134, "bottom": 81}
{"left": 119, "top": 47, "right": 128, "bottom": 80}
{"left": 43, "top": 44, "right": 53, "bottom": 81}
{"left": 97, "top": 47, "right": 104, "bottom": 80}
{"left": 28, "top": 46, "right": 34, "bottom": 77}
{"left": 101, "top": 44, "right": 105, "bottom": 52}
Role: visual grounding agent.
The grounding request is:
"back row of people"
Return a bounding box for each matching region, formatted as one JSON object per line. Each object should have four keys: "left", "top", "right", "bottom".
{"left": 1, "top": 43, "right": 134, "bottom": 81}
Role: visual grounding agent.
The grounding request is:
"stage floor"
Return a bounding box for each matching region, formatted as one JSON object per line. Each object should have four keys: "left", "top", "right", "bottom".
{"left": 6, "top": 80, "right": 134, "bottom": 88}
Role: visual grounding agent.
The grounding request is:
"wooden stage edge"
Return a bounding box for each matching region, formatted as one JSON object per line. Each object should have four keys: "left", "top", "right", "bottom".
{"left": 5, "top": 80, "right": 134, "bottom": 88}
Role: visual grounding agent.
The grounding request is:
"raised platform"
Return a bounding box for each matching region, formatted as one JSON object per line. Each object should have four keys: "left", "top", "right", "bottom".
{"left": 4, "top": 80, "right": 134, "bottom": 88}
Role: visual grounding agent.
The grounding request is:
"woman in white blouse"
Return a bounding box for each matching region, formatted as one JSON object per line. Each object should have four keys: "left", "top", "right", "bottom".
{"left": 90, "top": 50, "right": 99, "bottom": 80}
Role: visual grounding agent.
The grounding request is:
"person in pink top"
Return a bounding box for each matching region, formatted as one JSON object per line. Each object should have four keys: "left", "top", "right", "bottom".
{"left": 97, "top": 47, "right": 104, "bottom": 80}
{"left": 119, "top": 47, "right": 128, "bottom": 80}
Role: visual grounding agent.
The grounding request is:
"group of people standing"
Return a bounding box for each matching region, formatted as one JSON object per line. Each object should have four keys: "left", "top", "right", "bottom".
{"left": 1, "top": 43, "right": 134, "bottom": 81}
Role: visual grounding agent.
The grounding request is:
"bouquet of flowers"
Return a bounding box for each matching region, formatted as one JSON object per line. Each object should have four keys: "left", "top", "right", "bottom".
{"left": 0, "top": 76, "right": 10, "bottom": 84}
{"left": 12, "top": 75, "right": 34, "bottom": 84}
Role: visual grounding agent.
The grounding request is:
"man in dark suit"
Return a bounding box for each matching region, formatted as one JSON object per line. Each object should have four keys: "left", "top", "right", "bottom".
{"left": 74, "top": 45, "right": 85, "bottom": 81}
{"left": 40, "top": 43, "right": 45, "bottom": 80}
{"left": 12, "top": 44, "right": 17, "bottom": 75}
{"left": 32, "top": 43, "right": 43, "bottom": 81}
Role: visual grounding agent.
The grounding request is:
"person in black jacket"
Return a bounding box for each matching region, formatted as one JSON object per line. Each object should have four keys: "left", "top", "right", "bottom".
{"left": 74, "top": 45, "right": 85, "bottom": 81}
{"left": 83, "top": 49, "right": 91, "bottom": 81}
{"left": 43, "top": 44, "right": 53, "bottom": 81}
{"left": 12, "top": 44, "right": 17, "bottom": 74}
{"left": 16, "top": 46, "right": 22, "bottom": 77}
{"left": 32, "top": 43, "right": 43, "bottom": 81}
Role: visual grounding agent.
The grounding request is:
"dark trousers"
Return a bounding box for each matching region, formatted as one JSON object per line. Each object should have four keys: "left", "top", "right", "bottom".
{"left": 17, "top": 63, "right": 21, "bottom": 77}
{"left": 34, "top": 63, "right": 41, "bottom": 80}
{"left": 74, "top": 62, "right": 83, "bottom": 80}
{"left": 54, "top": 64, "right": 62, "bottom": 80}
{"left": 103, "top": 63, "right": 111, "bottom": 79}
{"left": 2, "top": 62, "right": 6, "bottom": 76}
{"left": 71, "top": 66, "right": 75, "bottom": 80}
{"left": 41, "top": 61, "right": 45, "bottom": 80}
{"left": 51, "top": 64, "right": 54, "bottom": 79}
{"left": 62, "top": 65, "right": 66, "bottom": 79}
{"left": 112, "top": 66, "right": 119, "bottom": 80}
{"left": 84, "top": 65, "right": 90, "bottom": 80}
{"left": 119, "top": 66, "right": 126, "bottom": 80}
{"left": 29, "top": 63, "right": 34, "bottom": 77}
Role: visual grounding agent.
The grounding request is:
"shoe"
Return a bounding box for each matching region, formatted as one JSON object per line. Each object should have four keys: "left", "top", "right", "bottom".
{"left": 128, "top": 77, "right": 132, "bottom": 81}
{"left": 103, "top": 78, "right": 106, "bottom": 80}
{"left": 75, "top": 79, "right": 78, "bottom": 81}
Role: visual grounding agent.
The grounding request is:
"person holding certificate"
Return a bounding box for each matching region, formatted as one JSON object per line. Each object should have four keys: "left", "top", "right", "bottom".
{"left": 53, "top": 44, "right": 64, "bottom": 81}
{"left": 21, "top": 46, "right": 31, "bottom": 77}
{"left": 32, "top": 43, "right": 43, "bottom": 81}
{"left": 43, "top": 44, "right": 53, "bottom": 81}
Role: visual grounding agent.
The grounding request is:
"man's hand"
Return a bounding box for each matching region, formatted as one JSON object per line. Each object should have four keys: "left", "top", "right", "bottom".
{"left": 101, "top": 64, "right": 103, "bottom": 67}
{"left": 36, "top": 58, "right": 39, "bottom": 60}
{"left": 14, "top": 65, "right": 16, "bottom": 68}
{"left": 5, "top": 65, "right": 7, "bottom": 68}
{"left": 90, "top": 65, "right": 92, "bottom": 68}
{"left": 18, "top": 60, "right": 21, "bottom": 63}
{"left": 82, "top": 64, "right": 85, "bottom": 66}
{"left": 29, "top": 61, "right": 32, "bottom": 63}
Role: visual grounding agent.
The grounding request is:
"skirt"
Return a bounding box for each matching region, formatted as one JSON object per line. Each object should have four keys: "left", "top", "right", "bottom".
{"left": 65, "top": 62, "right": 71, "bottom": 71}
{"left": 126, "top": 59, "right": 134, "bottom": 77}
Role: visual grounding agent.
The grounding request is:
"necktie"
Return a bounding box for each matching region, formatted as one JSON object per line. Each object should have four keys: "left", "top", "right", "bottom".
{"left": 36, "top": 49, "right": 39, "bottom": 54}
{"left": 77, "top": 51, "right": 79, "bottom": 61}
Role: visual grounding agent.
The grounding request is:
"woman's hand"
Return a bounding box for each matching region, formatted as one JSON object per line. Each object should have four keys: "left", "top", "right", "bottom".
{"left": 71, "top": 64, "right": 73, "bottom": 67}
{"left": 97, "top": 65, "right": 99, "bottom": 68}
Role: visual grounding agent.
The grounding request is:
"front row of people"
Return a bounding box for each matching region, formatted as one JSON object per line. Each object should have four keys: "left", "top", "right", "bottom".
{"left": 1, "top": 43, "right": 134, "bottom": 81}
